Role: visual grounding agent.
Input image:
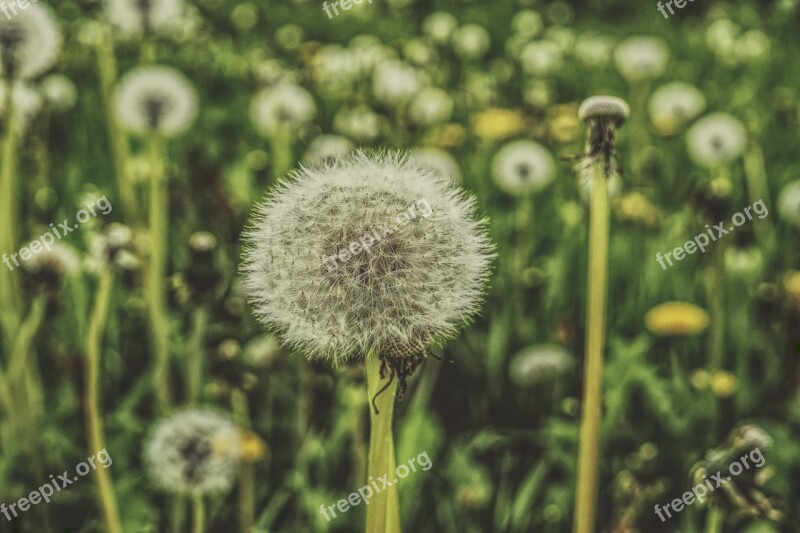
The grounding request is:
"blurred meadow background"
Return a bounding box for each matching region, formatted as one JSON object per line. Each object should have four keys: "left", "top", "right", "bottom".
{"left": 1, "top": 0, "right": 800, "bottom": 531}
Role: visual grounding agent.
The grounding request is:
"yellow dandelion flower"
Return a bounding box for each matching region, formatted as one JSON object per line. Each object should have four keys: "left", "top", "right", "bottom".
{"left": 645, "top": 302, "right": 710, "bottom": 336}
{"left": 616, "top": 192, "right": 662, "bottom": 227}
{"left": 711, "top": 371, "right": 737, "bottom": 397}
{"left": 426, "top": 123, "right": 467, "bottom": 149}
{"left": 472, "top": 108, "right": 525, "bottom": 140}
{"left": 783, "top": 271, "right": 800, "bottom": 306}
{"left": 548, "top": 103, "right": 580, "bottom": 142}
{"left": 240, "top": 432, "right": 268, "bottom": 462}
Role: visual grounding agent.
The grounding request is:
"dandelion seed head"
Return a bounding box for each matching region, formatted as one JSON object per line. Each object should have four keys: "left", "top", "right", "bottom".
{"left": 144, "top": 409, "right": 242, "bottom": 495}
{"left": 372, "top": 60, "right": 422, "bottom": 105}
{"left": 408, "top": 87, "right": 454, "bottom": 126}
{"left": 491, "top": 140, "right": 556, "bottom": 196}
{"left": 302, "top": 135, "right": 354, "bottom": 167}
{"left": 520, "top": 40, "right": 563, "bottom": 76}
{"left": 41, "top": 74, "right": 77, "bottom": 112}
{"left": 114, "top": 66, "right": 198, "bottom": 138}
{"left": 421, "top": 12, "right": 458, "bottom": 44}
{"left": 107, "top": 0, "right": 185, "bottom": 37}
{"left": 614, "top": 36, "right": 669, "bottom": 82}
{"left": 0, "top": 3, "right": 61, "bottom": 79}
{"left": 0, "top": 81, "right": 41, "bottom": 133}
{"left": 777, "top": 180, "right": 800, "bottom": 228}
{"left": 411, "top": 148, "right": 462, "bottom": 184}
{"left": 509, "top": 344, "right": 574, "bottom": 387}
{"left": 250, "top": 82, "right": 316, "bottom": 138}
{"left": 649, "top": 82, "right": 706, "bottom": 135}
{"left": 451, "top": 24, "right": 491, "bottom": 60}
{"left": 241, "top": 150, "right": 493, "bottom": 364}
{"left": 686, "top": 113, "right": 747, "bottom": 168}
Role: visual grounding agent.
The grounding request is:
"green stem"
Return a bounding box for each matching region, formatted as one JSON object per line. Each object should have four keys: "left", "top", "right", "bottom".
{"left": 365, "top": 356, "right": 402, "bottom": 533}
{"left": 704, "top": 506, "right": 724, "bottom": 533}
{"left": 95, "top": 27, "right": 140, "bottom": 225}
{"left": 743, "top": 142, "right": 775, "bottom": 248}
{"left": 8, "top": 297, "right": 46, "bottom": 389}
{"left": 0, "top": 79, "right": 21, "bottom": 344}
{"left": 192, "top": 493, "right": 205, "bottom": 533}
{"left": 146, "top": 135, "right": 172, "bottom": 413}
{"left": 707, "top": 237, "right": 726, "bottom": 372}
{"left": 231, "top": 389, "right": 255, "bottom": 532}
{"left": 573, "top": 161, "right": 610, "bottom": 533}
{"left": 269, "top": 128, "right": 293, "bottom": 183}
{"left": 86, "top": 269, "right": 124, "bottom": 533}
{"left": 186, "top": 306, "right": 209, "bottom": 405}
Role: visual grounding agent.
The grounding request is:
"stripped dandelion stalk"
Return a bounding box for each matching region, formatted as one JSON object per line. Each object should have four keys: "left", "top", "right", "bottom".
{"left": 572, "top": 96, "right": 628, "bottom": 533}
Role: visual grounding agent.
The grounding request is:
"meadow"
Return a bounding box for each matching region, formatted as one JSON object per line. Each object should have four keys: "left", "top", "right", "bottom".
{"left": 0, "top": 0, "right": 798, "bottom": 532}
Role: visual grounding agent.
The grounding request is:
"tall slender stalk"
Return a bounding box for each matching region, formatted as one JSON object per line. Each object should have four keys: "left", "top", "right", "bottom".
{"left": 192, "top": 493, "right": 205, "bottom": 533}
{"left": 146, "top": 135, "right": 172, "bottom": 413}
{"left": 0, "top": 80, "right": 21, "bottom": 344}
{"left": 572, "top": 95, "right": 627, "bottom": 533}
{"left": 95, "top": 27, "right": 140, "bottom": 225}
{"left": 85, "top": 268, "right": 124, "bottom": 533}
{"left": 573, "top": 161, "right": 610, "bottom": 533}
{"left": 365, "top": 356, "right": 402, "bottom": 533}
{"left": 232, "top": 388, "right": 255, "bottom": 532}
{"left": 186, "top": 306, "right": 209, "bottom": 405}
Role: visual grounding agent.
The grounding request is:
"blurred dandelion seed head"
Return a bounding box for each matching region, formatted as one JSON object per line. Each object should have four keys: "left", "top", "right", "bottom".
{"left": 613, "top": 36, "right": 669, "bottom": 82}
{"left": 649, "top": 82, "right": 707, "bottom": 136}
{"left": 144, "top": 409, "right": 242, "bottom": 495}
{"left": 491, "top": 140, "right": 556, "bottom": 196}
{"left": 777, "top": 180, "right": 800, "bottom": 228}
{"left": 411, "top": 148, "right": 462, "bottom": 184}
{"left": 302, "top": 134, "right": 354, "bottom": 167}
{"left": 114, "top": 66, "right": 198, "bottom": 137}
{"left": 250, "top": 82, "right": 316, "bottom": 138}
{"left": 686, "top": 113, "right": 747, "bottom": 168}
{"left": 421, "top": 12, "right": 458, "bottom": 44}
{"left": 0, "top": 81, "right": 41, "bottom": 133}
{"left": 372, "top": 60, "right": 422, "bottom": 105}
{"left": 509, "top": 344, "right": 574, "bottom": 387}
{"left": 107, "top": 0, "right": 185, "bottom": 37}
{"left": 241, "top": 150, "right": 493, "bottom": 363}
{"left": 451, "top": 24, "right": 491, "bottom": 60}
{"left": 0, "top": 3, "right": 60, "bottom": 80}
{"left": 41, "top": 74, "right": 77, "bottom": 112}
{"left": 409, "top": 87, "right": 454, "bottom": 126}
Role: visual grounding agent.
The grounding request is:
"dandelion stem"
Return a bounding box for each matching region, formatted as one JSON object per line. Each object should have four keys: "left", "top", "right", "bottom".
{"left": 95, "top": 27, "right": 140, "bottom": 225}
{"left": 0, "top": 79, "right": 21, "bottom": 346}
{"left": 365, "top": 356, "right": 402, "bottom": 533}
{"left": 704, "top": 506, "right": 724, "bottom": 533}
{"left": 186, "top": 305, "right": 209, "bottom": 405}
{"left": 146, "top": 134, "right": 172, "bottom": 413}
{"left": 269, "top": 128, "right": 293, "bottom": 183}
{"left": 573, "top": 161, "right": 610, "bottom": 533}
{"left": 192, "top": 493, "right": 205, "bottom": 533}
{"left": 232, "top": 388, "right": 256, "bottom": 532}
{"left": 743, "top": 142, "right": 775, "bottom": 247}
{"left": 85, "top": 268, "right": 123, "bottom": 533}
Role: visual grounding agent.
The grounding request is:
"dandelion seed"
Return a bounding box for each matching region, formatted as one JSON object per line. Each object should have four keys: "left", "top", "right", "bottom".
{"left": 114, "top": 66, "right": 198, "bottom": 138}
